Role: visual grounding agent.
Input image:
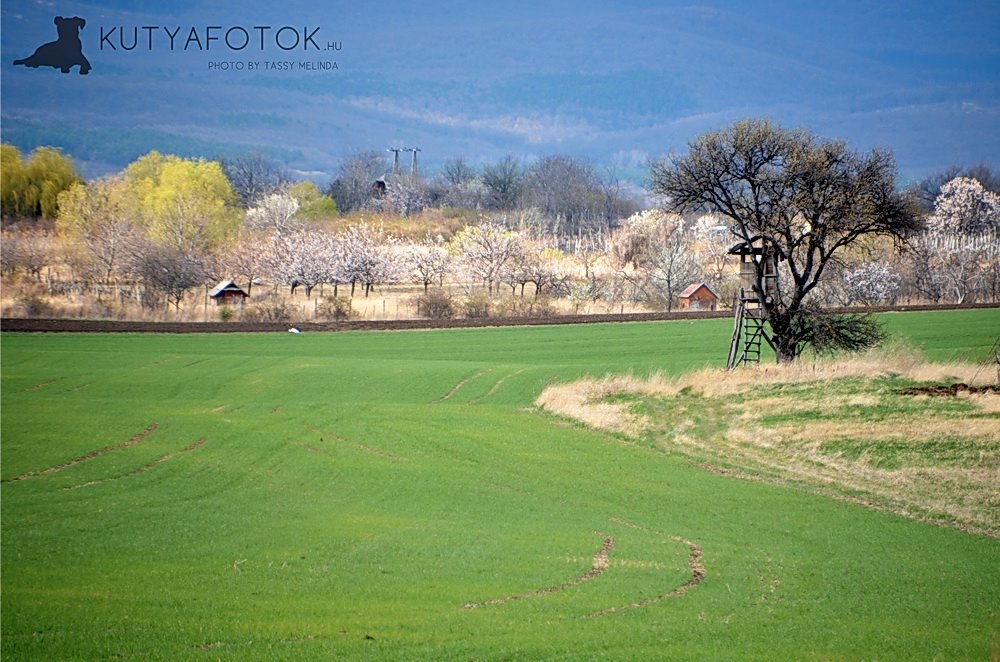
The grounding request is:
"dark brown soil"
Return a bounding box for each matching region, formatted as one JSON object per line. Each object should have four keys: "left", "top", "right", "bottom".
{"left": 897, "top": 383, "right": 998, "bottom": 396}
{"left": 0, "top": 311, "right": 727, "bottom": 333}
{"left": 4, "top": 302, "right": 995, "bottom": 333}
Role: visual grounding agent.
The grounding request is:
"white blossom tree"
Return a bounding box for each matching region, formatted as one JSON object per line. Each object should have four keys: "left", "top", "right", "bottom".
{"left": 339, "top": 222, "right": 397, "bottom": 297}
{"left": 271, "top": 226, "right": 337, "bottom": 299}
{"left": 927, "top": 177, "right": 1000, "bottom": 235}
{"left": 915, "top": 177, "right": 1000, "bottom": 303}
{"left": 843, "top": 262, "right": 901, "bottom": 306}
{"left": 245, "top": 192, "right": 300, "bottom": 236}
{"left": 386, "top": 177, "right": 429, "bottom": 216}
{"left": 502, "top": 242, "right": 567, "bottom": 297}
{"left": 450, "top": 221, "right": 522, "bottom": 295}
{"left": 406, "top": 234, "right": 451, "bottom": 292}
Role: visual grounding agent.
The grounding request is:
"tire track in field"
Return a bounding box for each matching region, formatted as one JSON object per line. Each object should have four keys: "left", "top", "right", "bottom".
{"left": 467, "top": 369, "right": 526, "bottom": 404}
{"left": 3, "top": 423, "right": 159, "bottom": 483}
{"left": 462, "top": 532, "right": 615, "bottom": 609}
{"left": 62, "top": 438, "right": 206, "bottom": 491}
{"left": 434, "top": 369, "right": 492, "bottom": 403}
{"left": 306, "top": 427, "right": 403, "bottom": 461}
{"left": 293, "top": 440, "right": 336, "bottom": 458}
{"left": 25, "top": 379, "right": 59, "bottom": 391}
{"left": 585, "top": 518, "right": 706, "bottom": 618}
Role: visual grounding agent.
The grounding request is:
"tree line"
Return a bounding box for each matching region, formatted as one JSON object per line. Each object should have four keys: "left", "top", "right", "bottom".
{"left": 2, "top": 126, "right": 998, "bottom": 362}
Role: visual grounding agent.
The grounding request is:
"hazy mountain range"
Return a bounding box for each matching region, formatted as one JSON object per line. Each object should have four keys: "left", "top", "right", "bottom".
{"left": 2, "top": 0, "right": 998, "bottom": 185}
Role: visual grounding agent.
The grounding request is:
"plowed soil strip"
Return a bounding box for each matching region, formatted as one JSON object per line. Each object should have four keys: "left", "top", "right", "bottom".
{"left": 307, "top": 426, "right": 403, "bottom": 460}
{"left": 462, "top": 532, "right": 615, "bottom": 609}
{"left": 587, "top": 518, "right": 706, "bottom": 618}
{"left": 435, "top": 369, "right": 492, "bottom": 403}
{"left": 4, "top": 423, "right": 159, "bottom": 483}
{"left": 63, "top": 438, "right": 206, "bottom": 491}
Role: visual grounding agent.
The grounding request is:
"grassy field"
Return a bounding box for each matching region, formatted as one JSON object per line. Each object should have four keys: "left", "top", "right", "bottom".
{"left": 2, "top": 309, "right": 998, "bottom": 660}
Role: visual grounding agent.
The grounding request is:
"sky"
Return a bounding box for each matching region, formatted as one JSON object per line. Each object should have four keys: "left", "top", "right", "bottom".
{"left": 2, "top": 0, "right": 998, "bottom": 184}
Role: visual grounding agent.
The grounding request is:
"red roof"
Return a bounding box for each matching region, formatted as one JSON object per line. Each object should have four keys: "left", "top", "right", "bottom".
{"left": 679, "top": 283, "right": 718, "bottom": 300}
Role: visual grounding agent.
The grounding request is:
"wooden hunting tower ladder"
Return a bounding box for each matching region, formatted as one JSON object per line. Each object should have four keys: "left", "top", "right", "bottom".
{"left": 727, "top": 239, "right": 780, "bottom": 369}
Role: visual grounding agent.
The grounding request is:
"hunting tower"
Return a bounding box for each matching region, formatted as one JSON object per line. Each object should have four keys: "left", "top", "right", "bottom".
{"left": 727, "top": 238, "right": 780, "bottom": 369}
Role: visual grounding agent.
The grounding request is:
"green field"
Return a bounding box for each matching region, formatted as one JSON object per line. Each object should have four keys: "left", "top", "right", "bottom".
{"left": 2, "top": 309, "right": 999, "bottom": 660}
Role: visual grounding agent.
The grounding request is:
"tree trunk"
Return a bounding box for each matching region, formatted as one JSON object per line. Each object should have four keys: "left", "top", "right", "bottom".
{"left": 767, "top": 309, "right": 800, "bottom": 364}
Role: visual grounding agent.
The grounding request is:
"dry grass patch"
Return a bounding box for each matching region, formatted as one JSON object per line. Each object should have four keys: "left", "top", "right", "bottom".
{"left": 536, "top": 349, "right": 1000, "bottom": 537}
{"left": 536, "top": 373, "right": 678, "bottom": 437}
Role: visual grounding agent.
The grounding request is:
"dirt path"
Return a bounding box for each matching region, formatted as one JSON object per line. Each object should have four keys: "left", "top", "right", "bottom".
{"left": 462, "top": 532, "right": 615, "bottom": 609}
{"left": 461, "top": 520, "right": 707, "bottom": 615}
{"left": 467, "top": 368, "right": 526, "bottom": 404}
{"left": 586, "top": 518, "right": 706, "bottom": 618}
{"left": 434, "top": 369, "right": 492, "bottom": 403}
{"left": 63, "top": 438, "right": 205, "bottom": 491}
{"left": 3, "top": 423, "right": 159, "bottom": 483}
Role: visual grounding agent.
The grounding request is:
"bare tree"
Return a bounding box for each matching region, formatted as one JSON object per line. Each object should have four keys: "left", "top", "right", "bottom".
{"left": 481, "top": 156, "right": 523, "bottom": 211}
{"left": 651, "top": 118, "right": 921, "bottom": 362}
{"left": 221, "top": 151, "right": 290, "bottom": 208}
{"left": 130, "top": 241, "right": 210, "bottom": 311}
{"left": 327, "top": 151, "right": 386, "bottom": 213}
{"left": 439, "top": 157, "right": 484, "bottom": 209}
{"left": 441, "top": 156, "right": 476, "bottom": 187}
{"left": 221, "top": 231, "right": 271, "bottom": 296}
{"left": 0, "top": 229, "right": 54, "bottom": 280}
{"left": 521, "top": 155, "right": 617, "bottom": 235}
{"left": 57, "top": 178, "right": 137, "bottom": 284}
{"left": 502, "top": 242, "right": 566, "bottom": 297}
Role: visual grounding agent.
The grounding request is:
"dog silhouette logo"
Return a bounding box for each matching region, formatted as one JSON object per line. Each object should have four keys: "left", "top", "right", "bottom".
{"left": 13, "top": 16, "right": 92, "bottom": 75}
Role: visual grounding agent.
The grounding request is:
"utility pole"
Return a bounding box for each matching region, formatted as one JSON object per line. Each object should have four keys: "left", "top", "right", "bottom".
{"left": 404, "top": 147, "right": 421, "bottom": 178}
{"left": 387, "top": 147, "right": 403, "bottom": 176}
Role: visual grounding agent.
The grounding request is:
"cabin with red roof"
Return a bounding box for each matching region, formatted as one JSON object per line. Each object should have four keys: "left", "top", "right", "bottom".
{"left": 677, "top": 283, "right": 718, "bottom": 311}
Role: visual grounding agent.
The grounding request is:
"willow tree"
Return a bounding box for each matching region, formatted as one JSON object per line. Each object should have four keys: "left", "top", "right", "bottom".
{"left": 124, "top": 151, "right": 241, "bottom": 255}
{"left": 651, "top": 119, "right": 921, "bottom": 362}
{"left": 1, "top": 144, "right": 80, "bottom": 219}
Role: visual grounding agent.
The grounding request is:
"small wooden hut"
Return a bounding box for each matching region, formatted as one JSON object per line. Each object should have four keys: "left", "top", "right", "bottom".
{"left": 677, "top": 283, "right": 719, "bottom": 311}
{"left": 209, "top": 280, "right": 249, "bottom": 307}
